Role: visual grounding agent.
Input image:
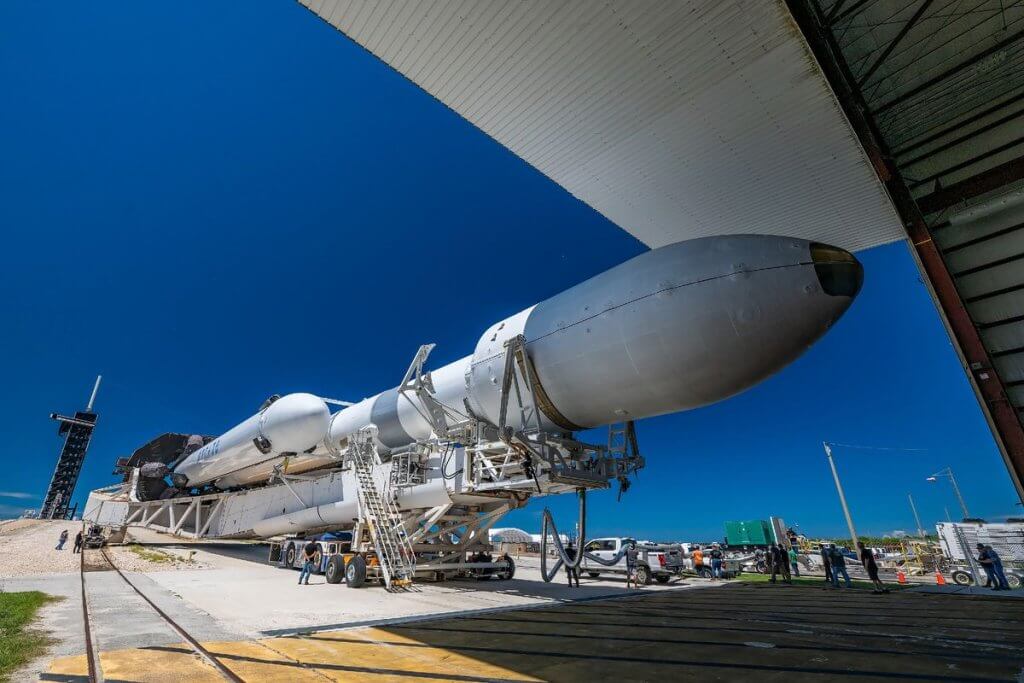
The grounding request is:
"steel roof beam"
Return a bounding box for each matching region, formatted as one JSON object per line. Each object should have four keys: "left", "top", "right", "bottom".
{"left": 899, "top": 106, "right": 1024, "bottom": 167}
{"left": 917, "top": 156, "right": 1024, "bottom": 213}
{"left": 910, "top": 134, "right": 1024, "bottom": 188}
{"left": 830, "top": 0, "right": 875, "bottom": 26}
{"left": 893, "top": 90, "right": 1024, "bottom": 157}
{"left": 873, "top": 27, "right": 1024, "bottom": 115}
{"left": 857, "top": 0, "right": 935, "bottom": 88}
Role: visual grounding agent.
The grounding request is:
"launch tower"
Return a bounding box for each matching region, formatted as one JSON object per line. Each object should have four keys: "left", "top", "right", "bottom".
{"left": 39, "top": 376, "right": 101, "bottom": 520}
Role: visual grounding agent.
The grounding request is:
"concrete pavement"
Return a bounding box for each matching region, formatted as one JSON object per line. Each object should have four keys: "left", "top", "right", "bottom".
{"left": 45, "top": 582, "right": 1024, "bottom": 682}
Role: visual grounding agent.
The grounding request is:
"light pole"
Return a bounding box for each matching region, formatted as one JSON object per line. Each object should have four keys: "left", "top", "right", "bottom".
{"left": 927, "top": 467, "right": 970, "bottom": 520}
{"left": 824, "top": 442, "right": 859, "bottom": 548}
{"left": 907, "top": 493, "right": 925, "bottom": 537}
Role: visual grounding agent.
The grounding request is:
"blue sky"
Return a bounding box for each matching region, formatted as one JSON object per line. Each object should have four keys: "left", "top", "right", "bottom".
{"left": 1, "top": 2, "right": 1019, "bottom": 539}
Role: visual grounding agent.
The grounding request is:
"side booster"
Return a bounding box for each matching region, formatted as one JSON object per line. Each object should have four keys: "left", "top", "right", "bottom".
{"left": 172, "top": 234, "right": 862, "bottom": 491}
{"left": 172, "top": 393, "right": 331, "bottom": 490}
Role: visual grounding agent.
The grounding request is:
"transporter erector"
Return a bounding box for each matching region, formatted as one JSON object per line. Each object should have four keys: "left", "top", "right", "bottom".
{"left": 92, "top": 235, "right": 860, "bottom": 586}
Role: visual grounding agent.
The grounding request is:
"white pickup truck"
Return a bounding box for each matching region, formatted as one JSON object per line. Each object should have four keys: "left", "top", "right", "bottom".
{"left": 580, "top": 537, "right": 685, "bottom": 584}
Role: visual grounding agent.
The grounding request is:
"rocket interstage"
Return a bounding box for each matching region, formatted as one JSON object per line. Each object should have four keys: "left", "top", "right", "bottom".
{"left": 173, "top": 235, "right": 861, "bottom": 490}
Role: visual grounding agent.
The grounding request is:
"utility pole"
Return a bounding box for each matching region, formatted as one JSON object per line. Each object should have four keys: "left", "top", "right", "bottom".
{"left": 927, "top": 467, "right": 970, "bottom": 520}
{"left": 908, "top": 493, "right": 925, "bottom": 537}
{"left": 824, "top": 442, "right": 859, "bottom": 548}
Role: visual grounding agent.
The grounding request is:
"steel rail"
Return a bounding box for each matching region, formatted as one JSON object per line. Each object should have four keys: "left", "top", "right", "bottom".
{"left": 79, "top": 541, "right": 102, "bottom": 682}
{"left": 93, "top": 547, "right": 244, "bottom": 682}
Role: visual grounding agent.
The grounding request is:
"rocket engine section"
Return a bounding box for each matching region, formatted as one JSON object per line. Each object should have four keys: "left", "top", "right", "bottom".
{"left": 172, "top": 393, "right": 331, "bottom": 490}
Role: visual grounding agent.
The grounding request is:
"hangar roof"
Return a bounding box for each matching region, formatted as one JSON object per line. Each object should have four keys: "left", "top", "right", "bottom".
{"left": 300, "top": 0, "right": 904, "bottom": 251}
{"left": 807, "top": 0, "right": 1024, "bottom": 478}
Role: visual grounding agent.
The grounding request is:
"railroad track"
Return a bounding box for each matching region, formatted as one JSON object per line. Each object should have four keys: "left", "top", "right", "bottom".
{"left": 78, "top": 545, "right": 243, "bottom": 682}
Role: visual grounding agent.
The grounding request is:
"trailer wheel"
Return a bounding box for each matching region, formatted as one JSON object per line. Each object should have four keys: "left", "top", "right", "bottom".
{"left": 951, "top": 569, "right": 974, "bottom": 586}
{"left": 587, "top": 572, "right": 601, "bottom": 578}
{"left": 345, "top": 555, "right": 367, "bottom": 588}
{"left": 284, "top": 544, "right": 296, "bottom": 568}
{"left": 325, "top": 555, "right": 345, "bottom": 584}
{"left": 655, "top": 575, "right": 670, "bottom": 583}
{"left": 496, "top": 554, "right": 515, "bottom": 580}
{"left": 635, "top": 564, "right": 652, "bottom": 585}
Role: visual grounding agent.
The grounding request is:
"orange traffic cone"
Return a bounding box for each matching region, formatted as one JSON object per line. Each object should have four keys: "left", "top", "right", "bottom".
{"left": 897, "top": 570, "right": 907, "bottom": 585}
{"left": 935, "top": 571, "right": 946, "bottom": 586}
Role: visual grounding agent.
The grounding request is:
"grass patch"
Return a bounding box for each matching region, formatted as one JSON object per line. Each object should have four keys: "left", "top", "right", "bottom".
{"left": 125, "top": 544, "right": 176, "bottom": 564}
{"left": 738, "top": 572, "right": 907, "bottom": 590}
{"left": 0, "top": 591, "right": 57, "bottom": 682}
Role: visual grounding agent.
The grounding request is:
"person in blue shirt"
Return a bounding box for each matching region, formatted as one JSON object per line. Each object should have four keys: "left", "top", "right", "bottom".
{"left": 978, "top": 543, "right": 1010, "bottom": 590}
{"left": 829, "top": 544, "right": 852, "bottom": 588}
{"left": 819, "top": 544, "right": 833, "bottom": 584}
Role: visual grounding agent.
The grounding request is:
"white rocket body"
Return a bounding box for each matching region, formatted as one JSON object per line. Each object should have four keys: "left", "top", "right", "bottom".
{"left": 172, "top": 235, "right": 861, "bottom": 491}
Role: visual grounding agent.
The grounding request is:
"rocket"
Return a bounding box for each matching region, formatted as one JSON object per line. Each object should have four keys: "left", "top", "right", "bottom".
{"left": 171, "top": 234, "right": 861, "bottom": 491}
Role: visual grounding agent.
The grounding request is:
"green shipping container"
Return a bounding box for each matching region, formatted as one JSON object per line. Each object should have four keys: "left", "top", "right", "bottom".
{"left": 725, "top": 520, "right": 773, "bottom": 546}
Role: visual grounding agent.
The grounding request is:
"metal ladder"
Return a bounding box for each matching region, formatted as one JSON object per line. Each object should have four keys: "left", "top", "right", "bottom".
{"left": 350, "top": 431, "right": 416, "bottom": 589}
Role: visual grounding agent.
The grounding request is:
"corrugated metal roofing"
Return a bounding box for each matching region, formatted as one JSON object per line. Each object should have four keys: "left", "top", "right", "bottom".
{"left": 299, "top": 0, "right": 903, "bottom": 251}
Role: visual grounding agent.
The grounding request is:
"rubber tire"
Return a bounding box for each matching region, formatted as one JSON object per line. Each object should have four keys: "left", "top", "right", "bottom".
{"left": 312, "top": 551, "right": 323, "bottom": 573}
{"left": 497, "top": 554, "right": 515, "bottom": 581}
{"left": 1007, "top": 573, "right": 1022, "bottom": 589}
{"left": 284, "top": 544, "right": 296, "bottom": 568}
{"left": 951, "top": 569, "right": 974, "bottom": 586}
{"left": 635, "top": 564, "right": 652, "bottom": 585}
{"left": 587, "top": 572, "right": 601, "bottom": 578}
{"left": 345, "top": 555, "right": 367, "bottom": 588}
{"left": 697, "top": 567, "right": 713, "bottom": 579}
{"left": 325, "top": 555, "right": 344, "bottom": 584}
{"left": 655, "top": 575, "right": 670, "bottom": 584}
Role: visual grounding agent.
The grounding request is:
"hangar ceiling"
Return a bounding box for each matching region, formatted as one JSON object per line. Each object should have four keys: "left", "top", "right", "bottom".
{"left": 794, "top": 0, "right": 1024, "bottom": 498}
{"left": 299, "top": 0, "right": 903, "bottom": 252}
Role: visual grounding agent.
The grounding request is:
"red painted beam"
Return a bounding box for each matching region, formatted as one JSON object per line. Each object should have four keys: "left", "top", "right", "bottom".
{"left": 916, "top": 156, "right": 1024, "bottom": 215}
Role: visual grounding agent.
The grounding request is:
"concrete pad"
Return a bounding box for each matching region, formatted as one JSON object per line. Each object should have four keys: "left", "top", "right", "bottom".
{"left": 46, "top": 582, "right": 1024, "bottom": 682}
{"left": 143, "top": 555, "right": 694, "bottom": 637}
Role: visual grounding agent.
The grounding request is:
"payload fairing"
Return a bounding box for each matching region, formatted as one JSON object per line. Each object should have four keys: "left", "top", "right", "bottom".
{"left": 170, "top": 235, "right": 861, "bottom": 491}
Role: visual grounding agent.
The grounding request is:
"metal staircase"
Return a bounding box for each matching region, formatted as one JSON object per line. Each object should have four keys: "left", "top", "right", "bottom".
{"left": 350, "top": 430, "right": 416, "bottom": 589}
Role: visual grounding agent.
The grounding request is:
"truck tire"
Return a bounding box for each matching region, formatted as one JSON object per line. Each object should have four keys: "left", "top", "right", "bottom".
{"left": 655, "top": 575, "right": 670, "bottom": 584}
{"left": 951, "top": 569, "right": 974, "bottom": 586}
{"left": 346, "top": 555, "right": 367, "bottom": 588}
{"left": 587, "top": 572, "right": 601, "bottom": 578}
{"left": 635, "top": 564, "right": 652, "bottom": 585}
{"left": 284, "top": 544, "right": 296, "bottom": 568}
{"left": 325, "top": 555, "right": 345, "bottom": 584}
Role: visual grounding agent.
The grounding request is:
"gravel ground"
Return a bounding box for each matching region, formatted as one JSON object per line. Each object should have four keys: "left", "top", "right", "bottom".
{"left": 0, "top": 519, "right": 207, "bottom": 577}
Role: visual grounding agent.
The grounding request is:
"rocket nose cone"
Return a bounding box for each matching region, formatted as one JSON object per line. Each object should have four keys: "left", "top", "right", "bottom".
{"left": 261, "top": 393, "right": 331, "bottom": 453}
{"left": 810, "top": 242, "right": 863, "bottom": 298}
